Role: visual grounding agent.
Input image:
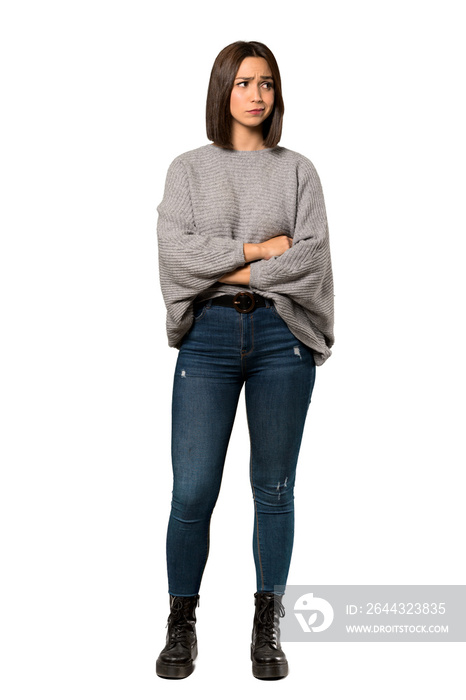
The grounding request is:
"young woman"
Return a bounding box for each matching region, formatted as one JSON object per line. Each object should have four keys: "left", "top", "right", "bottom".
{"left": 155, "top": 40, "right": 334, "bottom": 681}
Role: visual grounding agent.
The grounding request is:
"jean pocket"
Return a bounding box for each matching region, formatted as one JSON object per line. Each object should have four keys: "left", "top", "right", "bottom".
{"left": 269, "top": 303, "right": 282, "bottom": 320}
{"left": 193, "top": 300, "right": 211, "bottom": 321}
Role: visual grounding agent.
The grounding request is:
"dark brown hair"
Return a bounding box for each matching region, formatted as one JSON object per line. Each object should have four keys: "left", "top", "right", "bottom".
{"left": 206, "top": 41, "right": 284, "bottom": 150}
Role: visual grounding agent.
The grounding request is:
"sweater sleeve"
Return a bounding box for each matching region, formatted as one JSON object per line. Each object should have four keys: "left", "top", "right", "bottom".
{"left": 249, "top": 158, "right": 334, "bottom": 343}
{"left": 156, "top": 156, "right": 246, "bottom": 307}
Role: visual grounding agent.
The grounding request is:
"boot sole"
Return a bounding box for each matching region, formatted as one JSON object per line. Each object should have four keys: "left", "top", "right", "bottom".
{"left": 251, "top": 646, "right": 288, "bottom": 680}
{"left": 156, "top": 643, "right": 197, "bottom": 679}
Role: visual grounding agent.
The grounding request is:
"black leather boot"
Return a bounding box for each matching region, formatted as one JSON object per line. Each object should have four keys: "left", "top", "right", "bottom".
{"left": 156, "top": 594, "right": 199, "bottom": 679}
{"left": 251, "top": 591, "right": 288, "bottom": 680}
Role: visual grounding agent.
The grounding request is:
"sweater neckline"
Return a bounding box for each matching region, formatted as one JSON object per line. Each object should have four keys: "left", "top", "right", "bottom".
{"left": 208, "top": 143, "right": 279, "bottom": 155}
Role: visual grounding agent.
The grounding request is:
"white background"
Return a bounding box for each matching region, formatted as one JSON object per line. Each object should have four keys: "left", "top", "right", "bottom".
{"left": 1, "top": 0, "right": 465, "bottom": 697}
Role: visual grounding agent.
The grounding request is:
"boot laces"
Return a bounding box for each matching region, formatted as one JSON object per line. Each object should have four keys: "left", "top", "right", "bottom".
{"left": 165, "top": 597, "right": 197, "bottom": 648}
{"left": 255, "top": 595, "right": 285, "bottom": 646}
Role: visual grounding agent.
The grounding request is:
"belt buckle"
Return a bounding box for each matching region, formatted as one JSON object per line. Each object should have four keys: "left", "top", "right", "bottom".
{"left": 233, "top": 291, "right": 256, "bottom": 314}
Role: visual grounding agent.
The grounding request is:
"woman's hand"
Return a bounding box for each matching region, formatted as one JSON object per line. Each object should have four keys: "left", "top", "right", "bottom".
{"left": 218, "top": 236, "right": 293, "bottom": 285}
{"left": 244, "top": 235, "right": 293, "bottom": 262}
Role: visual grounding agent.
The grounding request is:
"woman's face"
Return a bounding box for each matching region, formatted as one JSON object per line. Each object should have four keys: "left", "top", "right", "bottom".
{"left": 229, "top": 56, "right": 275, "bottom": 131}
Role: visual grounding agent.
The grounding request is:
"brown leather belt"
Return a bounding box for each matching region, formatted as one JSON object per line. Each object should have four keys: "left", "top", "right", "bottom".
{"left": 193, "top": 292, "right": 272, "bottom": 314}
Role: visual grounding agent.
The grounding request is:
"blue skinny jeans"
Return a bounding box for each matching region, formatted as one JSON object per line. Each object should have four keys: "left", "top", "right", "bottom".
{"left": 166, "top": 298, "right": 316, "bottom": 597}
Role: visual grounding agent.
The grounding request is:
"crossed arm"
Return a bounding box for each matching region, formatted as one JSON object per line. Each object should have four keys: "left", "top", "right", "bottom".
{"left": 218, "top": 235, "right": 293, "bottom": 285}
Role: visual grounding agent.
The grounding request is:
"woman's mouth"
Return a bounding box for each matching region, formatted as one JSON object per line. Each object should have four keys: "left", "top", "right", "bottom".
{"left": 247, "top": 109, "right": 264, "bottom": 114}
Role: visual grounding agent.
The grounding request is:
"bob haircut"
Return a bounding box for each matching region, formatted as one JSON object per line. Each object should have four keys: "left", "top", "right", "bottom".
{"left": 206, "top": 41, "right": 284, "bottom": 150}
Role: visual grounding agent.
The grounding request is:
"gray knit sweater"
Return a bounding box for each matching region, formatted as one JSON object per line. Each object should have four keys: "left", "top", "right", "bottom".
{"left": 156, "top": 143, "right": 334, "bottom": 365}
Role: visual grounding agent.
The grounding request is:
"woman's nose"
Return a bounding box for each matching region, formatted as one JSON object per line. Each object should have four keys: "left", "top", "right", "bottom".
{"left": 251, "top": 85, "right": 262, "bottom": 101}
